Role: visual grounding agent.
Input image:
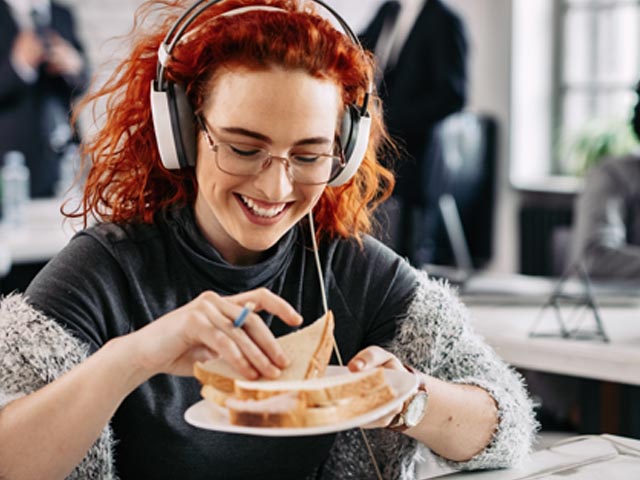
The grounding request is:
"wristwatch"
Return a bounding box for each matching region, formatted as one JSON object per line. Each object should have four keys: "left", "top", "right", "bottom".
{"left": 387, "top": 365, "right": 429, "bottom": 433}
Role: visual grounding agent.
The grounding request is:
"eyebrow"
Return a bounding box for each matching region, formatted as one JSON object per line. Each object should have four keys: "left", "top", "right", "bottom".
{"left": 219, "top": 126, "right": 332, "bottom": 147}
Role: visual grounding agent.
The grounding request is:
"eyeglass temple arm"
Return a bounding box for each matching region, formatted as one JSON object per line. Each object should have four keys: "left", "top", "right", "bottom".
{"left": 195, "top": 115, "right": 216, "bottom": 150}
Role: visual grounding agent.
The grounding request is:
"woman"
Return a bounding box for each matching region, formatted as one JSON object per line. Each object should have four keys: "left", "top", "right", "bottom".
{"left": 0, "top": 1, "right": 536, "bottom": 478}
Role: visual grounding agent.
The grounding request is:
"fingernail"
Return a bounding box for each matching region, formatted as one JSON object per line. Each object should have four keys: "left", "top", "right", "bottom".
{"left": 246, "top": 369, "right": 258, "bottom": 380}
{"left": 353, "top": 359, "right": 365, "bottom": 371}
{"left": 269, "top": 367, "right": 281, "bottom": 378}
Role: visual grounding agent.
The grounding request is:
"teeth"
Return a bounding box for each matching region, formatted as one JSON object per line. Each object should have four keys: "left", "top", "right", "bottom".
{"left": 240, "top": 195, "right": 287, "bottom": 218}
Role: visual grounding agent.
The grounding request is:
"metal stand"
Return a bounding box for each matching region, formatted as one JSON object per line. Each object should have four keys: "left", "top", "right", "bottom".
{"left": 529, "top": 262, "right": 610, "bottom": 342}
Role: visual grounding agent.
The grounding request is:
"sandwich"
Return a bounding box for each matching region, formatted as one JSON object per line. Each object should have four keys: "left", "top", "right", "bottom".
{"left": 218, "top": 367, "right": 395, "bottom": 428}
{"left": 194, "top": 310, "right": 336, "bottom": 394}
{"left": 193, "top": 311, "right": 396, "bottom": 428}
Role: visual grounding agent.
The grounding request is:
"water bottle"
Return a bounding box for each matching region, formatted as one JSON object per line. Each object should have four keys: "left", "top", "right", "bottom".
{"left": 1, "top": 151, "right": 30, "bottom": 227}
{"left": 55, "top": 144, "right": 80, "bottom": 197}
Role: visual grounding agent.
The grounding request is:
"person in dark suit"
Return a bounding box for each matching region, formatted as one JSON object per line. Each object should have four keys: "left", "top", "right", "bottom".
{"left": 0, "top": 0, "right": 88, "bottom": 198}
{"left": 361, "top": 0, "right": 468, "bottom": 266}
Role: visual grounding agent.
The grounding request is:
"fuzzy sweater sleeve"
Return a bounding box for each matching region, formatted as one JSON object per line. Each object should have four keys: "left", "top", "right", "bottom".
{"left": 319, "top": 273, "right": 537, "bottom": 479}
{"left": 0, "top": 294, "right": 117, "bottom": 479}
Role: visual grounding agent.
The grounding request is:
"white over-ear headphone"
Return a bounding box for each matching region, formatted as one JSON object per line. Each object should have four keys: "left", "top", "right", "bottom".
{"left": 150, "top": 0, "right": 372, "bottom": 187}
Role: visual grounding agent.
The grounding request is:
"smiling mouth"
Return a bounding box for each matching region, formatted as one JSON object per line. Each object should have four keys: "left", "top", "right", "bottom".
{"left": 238, "top": 194, "right": 289, "bottom": 218}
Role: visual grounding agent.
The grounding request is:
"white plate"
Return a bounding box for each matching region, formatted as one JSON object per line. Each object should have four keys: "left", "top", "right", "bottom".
{"left": 184, "top": 365, "right": 418, "bottom": 437}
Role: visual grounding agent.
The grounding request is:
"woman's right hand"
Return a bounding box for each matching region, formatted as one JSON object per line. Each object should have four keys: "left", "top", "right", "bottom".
{"left": 122, "top": 289, "right": 303, "bottom": 381}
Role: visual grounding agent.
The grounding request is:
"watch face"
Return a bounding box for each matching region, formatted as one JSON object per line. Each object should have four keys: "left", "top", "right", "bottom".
{"left": 405, "top": 392, "right": 429, "bottom": 427}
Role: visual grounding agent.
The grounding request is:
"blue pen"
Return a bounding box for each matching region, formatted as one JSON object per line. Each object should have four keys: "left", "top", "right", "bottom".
{"left": 233, "top": 302, "right": 255, "bottom": 328}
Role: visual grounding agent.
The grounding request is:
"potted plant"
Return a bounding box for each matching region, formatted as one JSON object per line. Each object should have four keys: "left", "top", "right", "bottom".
{"left": 560, "top": 118, "right": 639, "bottom": 176}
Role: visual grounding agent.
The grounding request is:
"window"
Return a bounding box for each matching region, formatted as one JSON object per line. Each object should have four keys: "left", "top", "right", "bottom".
{"left": 511, "top": 0, "right": 640, "bottom": 185}
{"left": 558, "top": 0, "right": 640, "bottom": 173}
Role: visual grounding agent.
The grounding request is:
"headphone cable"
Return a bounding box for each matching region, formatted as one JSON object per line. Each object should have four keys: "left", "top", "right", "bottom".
{"left": 307, "top": 211, "right": 384, "bottom": 480}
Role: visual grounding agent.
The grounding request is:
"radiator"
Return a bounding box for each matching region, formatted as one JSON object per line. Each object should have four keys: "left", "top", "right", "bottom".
{"left": 519, "top": 206, "right": 573, "bottom": 276}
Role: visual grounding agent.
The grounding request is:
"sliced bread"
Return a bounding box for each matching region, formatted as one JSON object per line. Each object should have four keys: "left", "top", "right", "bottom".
{"left": 226, "top": 392, "right": 306, "bottom": 428}
{"left": 233, "top": 367, "right": 388, "bottom": 405}
{"left": 194, "top": 311, "right": 335, "bottom": 391}
{"left": 225, "top": 378, "right": 396, "bottom": 428}
{"left": 302, "top": 384, "right": 397, "bottom": 427}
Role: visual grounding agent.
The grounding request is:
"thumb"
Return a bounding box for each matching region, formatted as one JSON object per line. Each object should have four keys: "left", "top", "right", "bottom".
{"left": 190, "top": 347, "right": 218, "bottom": 364}
{"left": 348, "top": 355, "right": 367, "bottom": 372}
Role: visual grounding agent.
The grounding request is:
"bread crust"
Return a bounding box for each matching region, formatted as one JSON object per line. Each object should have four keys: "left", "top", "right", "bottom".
{"left": 200, "top": 385, "right": 231, "bottom": 407}
{"left": 226, "top": 393, "right": 307, "bottom": 428}
{"left": 193, "top": 366, "right": 237, "bottom": 393}
{"left": 302, "top": 311, "right": 334, "bottom": 379}
{"left": 228, "top": 408, "right": 306, "bottom": 428}
{"left": 234, "top": 368, "right": 387, "bottom": 405}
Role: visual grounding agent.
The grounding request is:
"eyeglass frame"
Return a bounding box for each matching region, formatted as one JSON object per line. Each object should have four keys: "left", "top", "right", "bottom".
{"left": 195, "top": 115, "right": 347, "bottom": 186}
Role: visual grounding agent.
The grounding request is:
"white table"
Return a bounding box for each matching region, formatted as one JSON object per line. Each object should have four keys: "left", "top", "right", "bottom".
{"left": 425, "top": 434, "right": 640, "bottom": 479}
{"left": 467, "top": 303, "right": 640, "bottom": 386}
{"left": 0, "top": 199, "right": 78, "bottom": 265}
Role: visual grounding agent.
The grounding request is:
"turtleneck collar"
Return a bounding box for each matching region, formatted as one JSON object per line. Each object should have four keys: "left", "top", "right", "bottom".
{"left": 163, "top": 205, "right": 301, "bottom": 294}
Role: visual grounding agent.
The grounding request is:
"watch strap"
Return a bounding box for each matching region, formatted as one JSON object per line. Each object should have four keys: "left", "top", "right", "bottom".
{"left": 386, "top": 364, "right": 428, "bottom": 433}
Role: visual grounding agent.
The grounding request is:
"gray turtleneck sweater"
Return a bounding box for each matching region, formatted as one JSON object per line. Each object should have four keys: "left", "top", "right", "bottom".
{"left": 6, "top": 205, "right": 536, "bottom": 479}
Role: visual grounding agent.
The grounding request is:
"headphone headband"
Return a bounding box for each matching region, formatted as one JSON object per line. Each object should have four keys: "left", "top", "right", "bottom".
{"left": 157, "top": 1, "right": 369, "bottom": 91}
{"left": 151, "top": 0, "right": 373, "bottom": 185}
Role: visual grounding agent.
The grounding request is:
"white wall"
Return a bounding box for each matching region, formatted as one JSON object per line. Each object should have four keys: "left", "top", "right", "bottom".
{"left": 60, "top": 0, "right": 143, "bottom": 68}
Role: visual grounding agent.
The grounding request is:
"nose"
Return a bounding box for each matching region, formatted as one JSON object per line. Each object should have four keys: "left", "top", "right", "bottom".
{"left": 253, "top": 155, "right": 294, "bottom": 199}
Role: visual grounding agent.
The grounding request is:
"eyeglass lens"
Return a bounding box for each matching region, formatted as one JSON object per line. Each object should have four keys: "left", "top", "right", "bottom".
{"left": 215, "top": 142, "right": 343, "bottom": 185}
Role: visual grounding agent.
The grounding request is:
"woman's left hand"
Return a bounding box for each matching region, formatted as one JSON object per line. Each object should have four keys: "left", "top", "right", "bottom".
{"left": 347, "top": 346, "right": 407, "bottom": 429}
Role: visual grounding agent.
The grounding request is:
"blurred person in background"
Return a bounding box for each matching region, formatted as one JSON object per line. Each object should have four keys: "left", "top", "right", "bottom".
{"left": 0, "top": 0, "right": 88, "bottom": 198}
{"left": 571, "top": 80, "right": 640, "bottom": 282}
{"left": 360, "top": 0, "right": 468, "bottom": 267}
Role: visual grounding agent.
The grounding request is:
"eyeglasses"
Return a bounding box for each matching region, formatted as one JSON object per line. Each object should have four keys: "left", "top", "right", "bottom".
{"left": 197, "top": 116, "right": 346, "bottom": 186}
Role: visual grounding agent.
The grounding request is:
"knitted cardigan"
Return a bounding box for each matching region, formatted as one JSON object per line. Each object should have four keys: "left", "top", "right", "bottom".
{"left": 0, "top": 274, "right": 537, "bottom": 479}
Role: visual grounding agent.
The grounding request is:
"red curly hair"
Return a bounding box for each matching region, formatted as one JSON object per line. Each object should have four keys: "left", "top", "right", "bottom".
{"left": 71, "top": 0, "right": 395, "bottom": 241}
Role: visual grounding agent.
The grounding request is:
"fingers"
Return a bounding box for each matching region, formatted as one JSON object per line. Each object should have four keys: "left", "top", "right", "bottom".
{"left": 194, "top": 322, "right": 259, "bottom": 380}
{"left": 348, "top": 346, "right": 404, "bottom": 373}
{"left": 225, "top": 304, "right": 290, "bottom": 370}
{"left": 192, "top": 296, "right": 265, "bottom": 379}
{"left": 42, "top": 33, "right": 83, "bottom": 76}
{"left": 348, "top": 347, "right": 411, "bottom": 430}
{"left": 150, "top": 289, "right": 303, "bottom": 381}
{"left": 13, "top": 31, "right": 45, "bottom": 68}
{"left": 46, "top": 32, "right": 67, "bottom": 47}
{"left": 220, "top": 303, "right": 286, "bottom": 377}
{"left": 45, "top": 46, "right": 84, "bottom": 76}
{"left": 191, "top": 290, "right": 297, "bottom": 380}
{"left": 228, "top": 288, "right": 303, "bottom": 327}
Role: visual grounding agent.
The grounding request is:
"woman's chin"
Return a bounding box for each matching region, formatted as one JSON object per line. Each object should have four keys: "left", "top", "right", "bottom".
{"left": 234, "top": 234, "right": 282, "bottom": 258}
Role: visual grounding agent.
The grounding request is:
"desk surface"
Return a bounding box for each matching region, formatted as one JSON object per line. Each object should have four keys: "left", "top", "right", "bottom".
{"left": 0, "top": 199, "right": 79, "bottom": 264}
{"left": 426, "top": 434, "right": 640, "bottom": 479}
{"left": 468, "top": 303, "right": 640, "bottom": 386}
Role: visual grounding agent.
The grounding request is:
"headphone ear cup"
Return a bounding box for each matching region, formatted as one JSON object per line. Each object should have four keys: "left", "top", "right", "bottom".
{"left": 150, "top": 81, "right": 196, "bottom": 169}
{"left": 339, "top": 105, "right": 357, "bottom": 159}
{"left": 329, "top": 104, "right": 371, "bottom": 187}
